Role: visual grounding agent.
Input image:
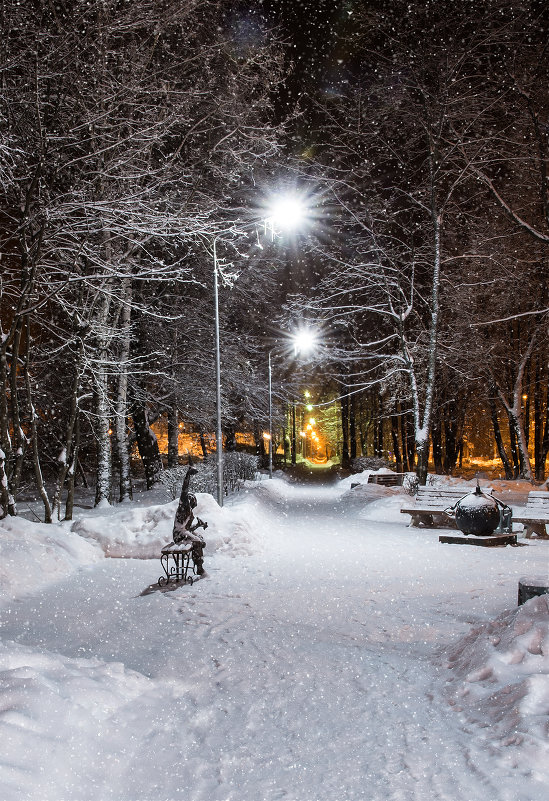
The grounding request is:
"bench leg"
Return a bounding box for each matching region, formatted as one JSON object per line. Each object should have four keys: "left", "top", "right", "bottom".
{"left": 409, "top": 513, "right": 433, "bottom": 527}
{"left": 524, "top": 522, "right": 549, "bottom": 539}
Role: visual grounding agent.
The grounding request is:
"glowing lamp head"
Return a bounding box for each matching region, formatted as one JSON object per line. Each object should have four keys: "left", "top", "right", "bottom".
{"left": 293, "top": 329, "right": 316, "bottom": 356}
{"left": 268, "top": 194, "right": 306, "bottom": 232}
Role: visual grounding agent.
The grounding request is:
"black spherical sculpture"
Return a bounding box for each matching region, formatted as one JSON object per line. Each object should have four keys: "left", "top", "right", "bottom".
{"left": 454, "top": 485, "right": 501, "bottom": 536}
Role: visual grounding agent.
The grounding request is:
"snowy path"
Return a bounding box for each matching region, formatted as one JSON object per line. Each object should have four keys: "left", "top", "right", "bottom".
{"left": 1, "top": 478, "right": 547, "bottom": 801}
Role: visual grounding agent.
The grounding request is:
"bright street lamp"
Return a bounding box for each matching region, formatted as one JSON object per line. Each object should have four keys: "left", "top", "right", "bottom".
{"left": 265, "top": 193, "right": 307, "bottom": 237}
{"left": 293, "top": 328, "right": 317, "bottom": 356}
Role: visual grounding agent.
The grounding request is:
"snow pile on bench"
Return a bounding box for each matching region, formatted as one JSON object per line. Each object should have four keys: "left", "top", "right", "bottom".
{"left": 0, "top": 515, "right": 103, "bottom": 599}
{"left": 444, "top": 594, "right": 549, "bottom": 782}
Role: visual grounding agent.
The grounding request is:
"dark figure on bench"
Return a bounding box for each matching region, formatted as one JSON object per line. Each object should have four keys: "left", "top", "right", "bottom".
{"left": 173, "top": 467, "right": 208, "bottom": 574}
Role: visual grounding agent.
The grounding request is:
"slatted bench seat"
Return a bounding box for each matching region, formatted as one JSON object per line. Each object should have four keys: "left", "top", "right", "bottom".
{"left": 400, "top": 485, "right": 493, "bottom": 528}
{"left": 367, "top": 473, "right": 404, "bottom": 486}
{"left": 513, "top": 491, "right": 549, "bottom": 539}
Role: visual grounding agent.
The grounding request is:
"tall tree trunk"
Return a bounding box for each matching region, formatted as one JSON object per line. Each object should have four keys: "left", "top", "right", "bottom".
{"left": 400, "top": 410, "right": 409, "bottom": 471}
{"left": 541, "top": 393, "right": 549, "bottom": 481}
{"left": 291, "top": 403, "right": 297, "bottom": 465}
{"left": 0, "top": 449, "right": 16, "bottom": 518}
{"left": 489, "top": 394, "right": 514, "bottom": 479}
{"left": 431, "top": 414, "right": 443, "bottom": 474}
{"left": 93, "top": 268, "right": 114, "bottom": 507}
{"left": 24, "top": 323, "right": 52, "bottom": 522}
{"left": 349, "top": 396, "right": 357, "bottom": 460}
{"left": 341, "top": 396, "right": 350, "bottom": 469}
{"left": 132, "top": 401, "right": 163, "bottom": 489}
{"left": 496, "top": 332, "right": 536, "bottom": 480}
{"left": 167, "top": 406, "right": 179, "bottom": 469}
{"left": 94, "top": 363, "right": 112, "bottom": 506}
{"left": 115, "top": 277, "right": 133, "bottom": 501}
{"left": 65, "top": 413, "right": 80, "bottom": 522}
{"left": 391, "top": 415, "right": 403, "bottom": 472}
{"left": 507, "top": 411, "right": 521, "bottom": 478}
{"left": 0, "top": 337, "right": 15, "bottom": 517}
{"left": 52, "top": 341, "right": 83, "bottom": 519}
{"left": 533, "top": 359, "right": 545, "bottom": 480}
{"left": 8, "top": 317, "right": 26, "bottom": 502}
{"left": 224, "top": 425, "right": 237, "bottom": 452}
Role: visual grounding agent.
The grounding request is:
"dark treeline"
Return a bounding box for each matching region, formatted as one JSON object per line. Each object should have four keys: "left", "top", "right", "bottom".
{"left": 287, "top": 0, "right": 549, "bottom": 483}
{"left": 1, "top": 0, "right": 548, "bottom": 520}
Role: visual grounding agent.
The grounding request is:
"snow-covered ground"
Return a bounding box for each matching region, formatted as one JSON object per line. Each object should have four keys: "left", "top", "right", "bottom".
{"left": 0, "top": 471, "right": 548, "bottom": 801}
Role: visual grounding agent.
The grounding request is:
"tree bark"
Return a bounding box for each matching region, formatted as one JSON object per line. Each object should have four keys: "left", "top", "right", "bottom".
{"left": 349, "top": 396, "right": 357, "bottom": 460}
{"left": 489, "top": 394, "right": 514, "bottom": 479}
{"left": 24, "top": 324, "right": 52, "bottom": 522}
{"left": 132, "top": 401, "right": 163, "bottom": 489}
{"left": 115, "top": 277, "right": 133, "bottom": 501}
{"left": 167, "top": 406, "right": 179, "bottom": 469}
{"left": 391, "top": 415, "right": 403, "bottom": 472}
{"left": 341, "top": 396, "right": 350, "bottom": 468}
{"left": 431, "top": 414, "right": 444, "bottom": 474}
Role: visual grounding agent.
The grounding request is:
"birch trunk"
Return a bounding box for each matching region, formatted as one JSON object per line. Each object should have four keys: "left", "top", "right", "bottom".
{"left": 496, "top": 333, "right": 536, "bottom": 481}
{"left": 93, "top": 275, "right": 113, "bottom": 507}
{"left": 24, "top": 324, "right": 52, "bottom": 522}
{"left": 115, "top": 278, "right": 133, "bottom": 502}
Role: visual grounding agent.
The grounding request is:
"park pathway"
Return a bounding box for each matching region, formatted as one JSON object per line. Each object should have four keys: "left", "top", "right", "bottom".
{"left": 1, "top": 473, "right": 541, "bottom": 801}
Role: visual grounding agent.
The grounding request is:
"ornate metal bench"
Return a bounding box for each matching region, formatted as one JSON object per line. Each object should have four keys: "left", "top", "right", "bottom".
{"left": 159, "top": 541, "right": 198, "bottom": 586}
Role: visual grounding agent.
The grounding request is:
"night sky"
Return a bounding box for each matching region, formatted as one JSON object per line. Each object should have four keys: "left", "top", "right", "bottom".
{"left": 253, "top": 0, "right": 348, "bottom": 110}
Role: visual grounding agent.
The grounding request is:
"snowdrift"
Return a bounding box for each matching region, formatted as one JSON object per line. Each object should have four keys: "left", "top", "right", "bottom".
{"left": 70, "top": 491, "right": 264, "bottom": 558}
{"left": 444, "top": 594, "right": 549, "bottom": 782}
{"left": 0, "top": 515, "right": 103, "bottom": 599}
{"left": 0, "top": 639, "right": 158, "bottom": 801}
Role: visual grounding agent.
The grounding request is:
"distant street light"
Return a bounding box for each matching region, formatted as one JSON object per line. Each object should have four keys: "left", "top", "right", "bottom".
{"left": 267, "top": 328, "right": 318, "bottom": 478}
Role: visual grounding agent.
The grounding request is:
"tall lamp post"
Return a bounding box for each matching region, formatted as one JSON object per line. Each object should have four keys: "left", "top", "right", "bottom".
{"left": 212, "top": 236, "right": 224, "bottom": 507}
{"left": 268, "top": 350, "right": 273, "bottom": 479}
{"left": 211, "top": 192, "right": 310, "bottom": 504}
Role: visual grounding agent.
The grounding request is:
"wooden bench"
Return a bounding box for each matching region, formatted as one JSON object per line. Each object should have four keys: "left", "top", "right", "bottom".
{"left": 351, "top": 473, "right": 404, "bottom": 489}
{"left": 400, "top": 485, "right": 495, "bottom": 528}
{"left": 513, "top": 491, "right": 549, "bottom": 539}
{"left": 367, "top": 473, "right": 404, "bottom": 486}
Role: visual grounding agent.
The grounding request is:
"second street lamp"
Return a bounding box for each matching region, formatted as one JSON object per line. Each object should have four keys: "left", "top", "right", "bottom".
{"left": 267, "top": 328, "right": 317, "bottom": 479}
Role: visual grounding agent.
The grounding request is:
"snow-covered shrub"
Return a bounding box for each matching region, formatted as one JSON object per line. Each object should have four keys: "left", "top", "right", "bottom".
{"left": 155, "top": 466, "right": 189, "bottom": 499}
{"left": 349, "top": 456, "right": 390, "bottom": 474}
{"left": 156, "top": 453, "right": 259, "bottom": 500}
{"left": 223, "top": 452, "right": 259, "bottom": 492}
{"left": 403, "top": 473, "right": 419, "bottom": 496}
